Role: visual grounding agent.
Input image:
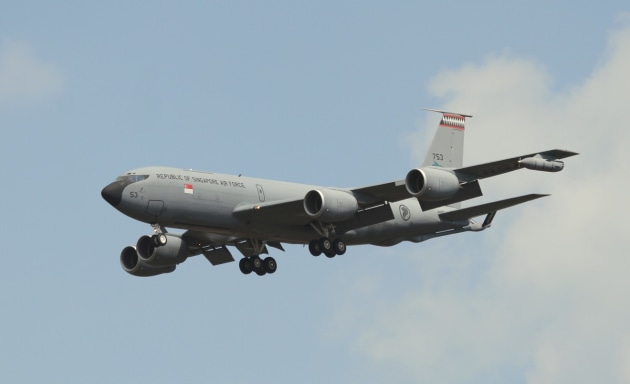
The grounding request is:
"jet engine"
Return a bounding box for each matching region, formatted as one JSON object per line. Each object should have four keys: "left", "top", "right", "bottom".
{"left": 405, "top": 167, "right": 460, "bottom": 201}
{"left": 304, "top": 188, "right": 358, "bottom": 222}
{"left": 519, "top": 157, "right": 564, "bottom": 172}
{"left": 120, "top": 246, "right": 176, "bottom": 277}
{"left": 136, "top": 234, "right": 189, "bottom": 267}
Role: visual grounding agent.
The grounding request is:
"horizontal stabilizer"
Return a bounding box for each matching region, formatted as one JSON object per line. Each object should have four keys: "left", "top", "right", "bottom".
{"left": 439, "top": 194, "right": 548, "bottom": 221}
{"left": 423, "top": 108, "right": 473, "bottom": 118}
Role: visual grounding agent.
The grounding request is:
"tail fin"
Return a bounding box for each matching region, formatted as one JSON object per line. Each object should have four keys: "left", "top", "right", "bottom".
{"left": 422, "top": 109, "right": 472, "bottom": 169}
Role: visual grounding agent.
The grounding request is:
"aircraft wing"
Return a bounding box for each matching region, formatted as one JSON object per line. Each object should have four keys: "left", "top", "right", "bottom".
{"left": 350, "top": 180, "right": 409, "bottom": 206}
{"left": 455, "top": 149, "right": 579, "bottom": 182}
{"left": 438, "top": 193, "right": 548, "bottom": 221}
{"left": 232, "top": 194, "right": 397, "bottom": 233}
{"left": 232, "top": 199, "right": 312, "bottom": 225}
{"left": 351, "top": 149, "right": 578, "bottom": 206}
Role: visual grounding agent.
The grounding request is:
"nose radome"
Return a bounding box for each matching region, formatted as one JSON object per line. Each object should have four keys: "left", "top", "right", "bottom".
{"left": 101, "top": 181, "right": 124, "bottom": 207}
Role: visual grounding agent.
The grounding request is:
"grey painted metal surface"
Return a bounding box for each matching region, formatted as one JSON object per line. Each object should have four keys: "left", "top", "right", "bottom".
{"left": 102, "top": 110, "right": 578, "bottom": 277}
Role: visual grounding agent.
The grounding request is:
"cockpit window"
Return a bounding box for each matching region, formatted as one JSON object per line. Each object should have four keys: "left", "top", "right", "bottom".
{"left": 115, "top": 175, "right": 149, "bottom": 183}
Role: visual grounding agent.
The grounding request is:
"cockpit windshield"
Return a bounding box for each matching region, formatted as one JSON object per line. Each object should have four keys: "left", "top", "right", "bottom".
{"left": 116, "top": 174, "right": 150, "bottom": 183}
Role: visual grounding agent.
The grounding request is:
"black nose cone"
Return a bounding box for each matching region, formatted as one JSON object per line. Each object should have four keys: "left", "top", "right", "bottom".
{"left": 101, "top": 181, "right": 124, "bottom": 207}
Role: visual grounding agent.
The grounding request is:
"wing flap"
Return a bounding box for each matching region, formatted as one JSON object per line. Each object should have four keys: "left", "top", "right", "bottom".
{"left": 232, "top": 199, "right": 312, "bottom": 225}
{"left": 202, "top": 247, "right": 235, "bottom": 265}
{"left": 351, "top": 179, "right": 409, "bottom": 206}
{"left": 439, "top": 194, "right": 548, "bottom": 221}
{"left": 335, "top": 203, "right": 395, "bottom": 234}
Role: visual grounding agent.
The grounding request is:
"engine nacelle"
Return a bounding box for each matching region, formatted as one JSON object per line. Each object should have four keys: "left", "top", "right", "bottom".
{"left": 519, "top": 157, "right": 564, "bottom": 172}
{"left": 120, "top": 246, "right": 176, "bottom": 277}
{"left": 405, "top": 167, "right": 460, "bottom": 201}
{"left": 136, "top": 234, "right": 189, "bottom": 267}
{"left": 303, "top": 188, "right": 358, "bottom": 222}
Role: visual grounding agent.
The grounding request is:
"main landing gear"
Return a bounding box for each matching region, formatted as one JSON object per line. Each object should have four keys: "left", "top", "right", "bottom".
{"left": 308, "top": 237, "right": 346, "bottom": 258}
{"left": 238, "top": 256, "right": 277, "bottom": 276}
{"left": 238, "top": 239, "right": 277, "bottom": 277}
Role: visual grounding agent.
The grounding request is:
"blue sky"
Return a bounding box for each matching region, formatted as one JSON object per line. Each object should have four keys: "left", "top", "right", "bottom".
{"left": 1, "top": 2, "right": 629, "bottom": 383}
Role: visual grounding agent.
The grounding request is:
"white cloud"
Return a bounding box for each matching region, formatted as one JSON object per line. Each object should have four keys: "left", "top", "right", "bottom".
{"left": 335, "top": 22, "right": 630, "bottom": 383}
{"left": 0, "top": 39, "right": 63, "bottom": 104}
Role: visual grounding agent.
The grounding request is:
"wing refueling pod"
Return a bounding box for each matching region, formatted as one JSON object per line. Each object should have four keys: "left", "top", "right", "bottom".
{"left": 519, "top": 154, "right": 564, "bottom": 172}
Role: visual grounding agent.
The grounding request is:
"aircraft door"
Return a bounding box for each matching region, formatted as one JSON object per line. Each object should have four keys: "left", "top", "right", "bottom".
{"left": 256, "top": 184, "right": 265, "bottom": 202}
{"left": 146, "top": 200, "right": 164, "bottom": 221}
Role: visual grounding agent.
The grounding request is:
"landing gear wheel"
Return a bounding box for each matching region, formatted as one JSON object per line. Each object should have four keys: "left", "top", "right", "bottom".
{"left": 309, "top": 240, "right": 322, "bottom": 256}
{"left": 252, "top": 256, "right": 266, "bottom": 276}
{"left": 251, "top": 256, "right": 262, "bottom": 270}
{"left": 263, "top": 257, "right": 277, "bottom": 274}
{"left": 319, "top": 237, "right": 332, "bottom": 253}
{"left": 332, "top": 239, "right": 346, "bottom": 255}
{"left": 157, "top": 233, "right": 167, "bottom": 246}
{"left": 324, "top": 248, "right": 336, "bottom": 258}
{"left": 152, "top": 233, "right": 167, "bottom": 247}
{"left": 239, "top": 258, "right": 252, "bottom": 274}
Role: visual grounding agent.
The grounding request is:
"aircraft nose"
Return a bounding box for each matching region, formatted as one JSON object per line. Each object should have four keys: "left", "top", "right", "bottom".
{"left": 101, "top": 181, "right": 124, "bottom": 207}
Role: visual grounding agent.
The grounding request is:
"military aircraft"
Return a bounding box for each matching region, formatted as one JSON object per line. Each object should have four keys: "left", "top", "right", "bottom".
{"left": 101, "top": 110, "right": 577, "bottom": 277}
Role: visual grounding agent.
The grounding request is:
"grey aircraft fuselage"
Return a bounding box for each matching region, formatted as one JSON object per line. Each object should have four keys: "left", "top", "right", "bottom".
{"left": 102, "top": 110, "right": 577, "bottom": 277}
{"left": 105, "top": 166, "right": 462, "bottom": 248}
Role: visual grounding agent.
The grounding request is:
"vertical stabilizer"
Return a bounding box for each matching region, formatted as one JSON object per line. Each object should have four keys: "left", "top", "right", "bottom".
{"left": 422, "top": 109, "right": 472, "bottom": 169}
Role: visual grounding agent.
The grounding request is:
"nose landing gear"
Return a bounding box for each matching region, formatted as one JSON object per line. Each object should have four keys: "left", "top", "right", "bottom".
{"left": 152, "top": 233, "right": 168, "bottom": 246}
{"left": 150, "top": 224, "right": 168, "bottom": 247}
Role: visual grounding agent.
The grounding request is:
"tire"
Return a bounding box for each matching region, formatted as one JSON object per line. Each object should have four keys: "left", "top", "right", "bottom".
{"left": 309, "top": 240, "right": 322, "bottom": 256}
{"left": 156, "top": 233, "right": 168, "bottom": 246}
{"left": 252, "top": 256, "right": 266, "bottom": 276}
{"left": 239, "top": 258, "right": 252, "bottom": 274}
{"left": 332, "top": 239, "right": 346, "bottom": 255}
{"left": 152, "top": 233, "right": 167, "bottom": 247}
{"left": 251, "top": 256, "right": 263, "bottom": 270}
{"left": 263, "top": 257, "right": 277, "bottom": 274}
{"left": 319, "top": 237, "right": 332, "bottom": 253}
